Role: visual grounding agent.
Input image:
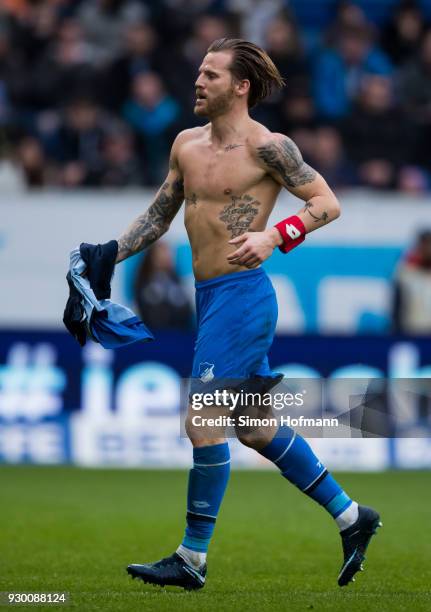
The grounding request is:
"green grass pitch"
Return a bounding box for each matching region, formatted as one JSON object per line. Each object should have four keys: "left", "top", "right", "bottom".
{"left": 1, "top": 466, "right": 430, "bottom": 611}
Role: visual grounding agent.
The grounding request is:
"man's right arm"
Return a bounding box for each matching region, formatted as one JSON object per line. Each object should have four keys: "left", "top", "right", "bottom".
{"left": 116, "top": 147, "right": 184, "bottom": 263}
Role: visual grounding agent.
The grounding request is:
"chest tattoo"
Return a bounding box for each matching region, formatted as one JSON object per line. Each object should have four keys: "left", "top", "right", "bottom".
{"left": 224, "top": 144, "right": 244, "bottom": 152}
{"left": 219, "top": 194, "right": 261, "bottom": 238}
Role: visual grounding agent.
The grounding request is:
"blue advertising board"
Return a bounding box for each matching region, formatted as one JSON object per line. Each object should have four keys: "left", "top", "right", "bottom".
{"left": 0, "top": 331, "right": 430, "bottom": 468}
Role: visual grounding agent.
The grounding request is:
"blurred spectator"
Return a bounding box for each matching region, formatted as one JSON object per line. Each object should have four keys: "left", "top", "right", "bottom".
{"left": 399, "top": 28, "right": 431, "bottom": 173}
{"left": 0, "top": 150, "right": 25, "bottom": 191}
{"left": 342, "top": 75, "right": 414, "bottom": 189}
{"left": 399, "top": 28, "right": 431, "bottom": 120}
{"left": 228, "top": 0, "right": 285, "bottom": 47}
{"left": 51, "top": 97, "right": 109, "bottom": 187}
{"left": 279, "top": 90, "right": 316, "bottom": 134}
{"left": 99, "top": 123, "right": 142, "bottom": 187}
{"left": 325, "top": 1, "right": 368, "bottom": 48}
{"left": 134, "top": 242, "right": 193, "bottom": 330}
{"left": 150, "top": 0, "right": 224, "bottom": 50}
{"left": 308, "top": 126, "right": 357, "bottom": 189}
{"left": 51, "top": 17, "right": 94, "bottom": 67}
{"left": 15, "top": 136, "right": 47, "bottom": 187}
{"left": 397, "top": 165, "right": 430, "bottom": 194}
{"left": 0, "top": 30, "right": 12, "bottom": 124}
{"left": 252, "top": 15, "right": 307, "bottom": 131}
{"left": 183, "top": 14, "right": 229, "bottom": 69}
{"left": 264, "top": 15, "right": 309, "bottom": 90}
{"left": 77, "top": 0, "right": 147, "bottom": 67}
{"left": 393, "top": 230, "right": 431, "bottom": 334}
{"left": 252, "top": 15, "right": 309, "bottom": 132}
{"left": 314, "top": 25, "right": 393, "bottom": 118}
{"left": 381, "top": 0, "right": 426, "bottom": 66}
{"left": 103, "top": 22, "right": 163, "bottom": 112}
{"left": 6, "top": 0, "right": 61, "bottom": 67}
{"left": 123, "top": 72, "right": 180, "bottom": 185}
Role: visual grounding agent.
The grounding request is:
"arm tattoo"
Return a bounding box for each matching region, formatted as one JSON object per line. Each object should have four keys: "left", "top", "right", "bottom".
{"left": 303, "top": 201, "right": 329, "bottom": 224}
{"left": 257, "top": 137, "right": 316, "bottom": 188}
{"left": 117, "top": 179, "right": 184, "bottom": 260}
{"left": 219, "top": 194, "right": 260, "bottom": 238}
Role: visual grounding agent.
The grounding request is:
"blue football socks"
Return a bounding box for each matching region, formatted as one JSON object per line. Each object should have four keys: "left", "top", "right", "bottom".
{"left": 181, "top": 442, "right": 230, "bottom": 554}
{"left": 259, "top": 426, "right": 353, "bottom": 519}
{"left": 179, "top": 428, "right": 355, "bottom": 567}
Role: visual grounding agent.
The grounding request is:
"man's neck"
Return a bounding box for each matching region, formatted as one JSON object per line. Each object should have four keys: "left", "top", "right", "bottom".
{"left": 209, "top": 107, "right": 250, "bottom": 146}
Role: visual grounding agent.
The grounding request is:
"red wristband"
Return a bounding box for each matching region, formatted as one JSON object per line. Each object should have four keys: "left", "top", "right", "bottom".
{"left": 274, "top": 215, "right": 306, "bottom": 254}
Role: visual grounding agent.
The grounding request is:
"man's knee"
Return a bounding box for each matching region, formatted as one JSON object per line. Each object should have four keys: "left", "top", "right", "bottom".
{"left": 235, "top": 426, "right": 275, "bottom": 450}
{"left": 185, "top": 410, "right": 206, "bottom": 445}
{"left": 185, "top": 405, "right": 226, "bottom": 447}
{"left": 234, "top": 402, "right": 277, "bottom": 450}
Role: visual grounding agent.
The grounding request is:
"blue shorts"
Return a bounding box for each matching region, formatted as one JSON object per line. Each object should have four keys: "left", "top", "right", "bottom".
{"left": 190, "top": 267, "right": 282, "bottom": 395}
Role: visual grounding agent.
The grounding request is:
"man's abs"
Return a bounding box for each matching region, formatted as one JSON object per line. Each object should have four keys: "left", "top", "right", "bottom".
{"left": 184, "top": 185, "right": 279, "bottom": 280}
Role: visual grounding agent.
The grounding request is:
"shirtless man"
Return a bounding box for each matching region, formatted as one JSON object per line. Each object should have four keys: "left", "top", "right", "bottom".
{"left": 119, "top": 38, "right": 381, "bottom": 590}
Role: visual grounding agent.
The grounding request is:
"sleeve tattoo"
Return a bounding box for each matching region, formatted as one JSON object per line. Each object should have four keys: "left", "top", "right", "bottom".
{"left": 257, "top": 137, "right": 316, "bottom": 188}
{"left": 117, "top": 175, "right": 184, "bottom": 261}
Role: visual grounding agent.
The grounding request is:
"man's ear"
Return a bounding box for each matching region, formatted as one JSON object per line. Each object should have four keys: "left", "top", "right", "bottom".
{"left": 235, "top": 79, "right": 250, "bottom": 99}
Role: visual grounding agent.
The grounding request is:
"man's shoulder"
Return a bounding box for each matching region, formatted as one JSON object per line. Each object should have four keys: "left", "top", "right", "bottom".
{"left": 171, "top": 127, "right": 207, "bottom": 166}
{"left": 246, "top": 124, "right": 290, "bottom": 161}
{"left": 173, "top": 126, "right": 207, "bottom": 148}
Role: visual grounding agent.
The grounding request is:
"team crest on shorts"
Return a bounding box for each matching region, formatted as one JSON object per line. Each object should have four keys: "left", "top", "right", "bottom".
{"left": 199, "top": 362, "right": 215, "bottom": 383}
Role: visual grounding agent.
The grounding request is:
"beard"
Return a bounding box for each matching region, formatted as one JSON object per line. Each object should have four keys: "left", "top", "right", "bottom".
{"left": 194, "top": 87, "right": 235, "bottom": 118}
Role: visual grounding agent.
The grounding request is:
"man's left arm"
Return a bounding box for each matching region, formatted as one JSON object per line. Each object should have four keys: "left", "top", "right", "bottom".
{"left": 227, "top": 134, "right": 340, "bottom": 267}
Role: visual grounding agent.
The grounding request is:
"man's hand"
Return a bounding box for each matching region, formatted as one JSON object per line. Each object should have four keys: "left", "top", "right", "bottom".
{"left": 227, "top": 228, "right": 282, "bottom": 268}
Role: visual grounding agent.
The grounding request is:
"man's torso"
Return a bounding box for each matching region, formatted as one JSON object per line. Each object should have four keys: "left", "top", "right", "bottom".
{"left": 176, "top": 122, "right": 281, "bottom": 280}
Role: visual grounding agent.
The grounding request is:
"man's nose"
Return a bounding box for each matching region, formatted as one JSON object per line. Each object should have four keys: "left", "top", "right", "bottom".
{"left": 195, "top": 74, "right": 205, "bottom": 88}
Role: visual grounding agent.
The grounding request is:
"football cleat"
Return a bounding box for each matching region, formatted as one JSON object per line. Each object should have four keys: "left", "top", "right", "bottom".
{"left": 127, "top": 552, "right": 206, "bottom": 591}
{"left": 338, "top": 505, "right": 382, "bottom": 587}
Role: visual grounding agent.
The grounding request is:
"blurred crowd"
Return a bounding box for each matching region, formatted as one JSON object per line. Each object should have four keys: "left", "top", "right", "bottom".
{"left": 1, "top": 0, "right": 431, "bottom": 191}
{"left": 393, "top": 229, "right": 431, "bottom": 334}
